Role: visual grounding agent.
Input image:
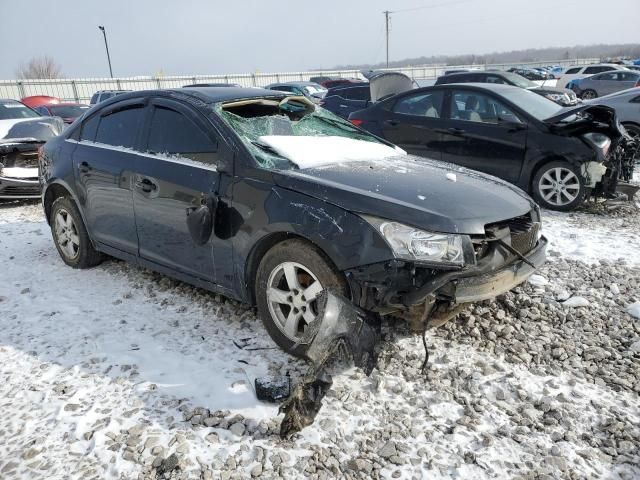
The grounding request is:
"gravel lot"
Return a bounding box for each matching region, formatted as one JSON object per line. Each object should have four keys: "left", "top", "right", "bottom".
{"left": 0, "top": 199, "right": 638, "bottom": 480}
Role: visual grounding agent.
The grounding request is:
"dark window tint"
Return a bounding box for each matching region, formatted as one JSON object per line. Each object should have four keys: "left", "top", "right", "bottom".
{"left": 80, "top": 115, "right": 100, "bottom": 141}
{"left": 631, "top": 95, "right": 640, "bottom": 103}
{"left": 271, "top": 85, "right": 293, "bottom": 92}
{"left": 95, "top": 106, "right": 144, "bottom": 149}
{"left": 486, "top": 75, "right": 507, "bottom": 84}
{"left": 393, "top": 91, "right": 444, "bottom": 118}
{"left": 147, "top": 106, "right": 217, "bottom": 163}
{"left": 90, "top": 93, "right": 99, "bottom": 104}
{"left": 619, "top": 72, "right": 640, "bottom": 81}
{"left": 584, "top": 66, "right": 614, "bottom": 74}
{"left": 594, "top": 72, "right": 616, "bottom": 81}
{"left": 565, "top": 67, "right": 581, "bottom": 74}
{"left": 450, "top": 90, "right": 522, "bottom": 124}
{"left": 337, "top": 86, "right": 370, "bottom": 101}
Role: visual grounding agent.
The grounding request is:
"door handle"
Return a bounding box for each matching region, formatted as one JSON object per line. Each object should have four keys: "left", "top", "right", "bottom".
{"left": 447, "top": 127, "right": 465, "bottom": 135}
{"left": 135, "top": 177, "right": 157, "bottom": 193}
{"left": 385, "top": 120, "right": 399, "bottom": 126}
{"left": 78, "top": 161, "right": 91, "bottom": 173}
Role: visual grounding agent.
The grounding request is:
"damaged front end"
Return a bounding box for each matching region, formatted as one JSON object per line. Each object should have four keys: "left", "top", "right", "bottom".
{"left": 547, "top": 104, "right": 639, "bottom": 202}
{"left": 0, "top": 140, "right": 42, "bottom": 199}
{"left": 346, "top": 209, "right": 547, "bottom": 331}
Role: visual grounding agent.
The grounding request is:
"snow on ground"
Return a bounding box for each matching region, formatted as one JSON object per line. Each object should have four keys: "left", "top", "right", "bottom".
{"left": 0, "top": 199, "right": 639, "bottom": 479}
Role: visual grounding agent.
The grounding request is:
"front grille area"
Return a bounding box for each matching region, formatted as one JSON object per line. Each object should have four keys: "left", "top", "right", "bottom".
{"left": 485, "top": 213, "right": 540, "bottom": 256}
{"left": 0, "top": 147, "right": 40, "bottom": 168}
{"left": 0, "top": 185, "right": 40, "bottom": 196}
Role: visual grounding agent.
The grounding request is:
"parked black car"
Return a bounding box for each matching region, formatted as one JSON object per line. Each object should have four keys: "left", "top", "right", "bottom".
{"left": 264, "top": 81, "right": 327, "bottom": 103}
{"left": 320, "top": 83, "right": 371, "bottom": 119}
{"left": 349, "top": 83, "right": 636, "bottom": 210}
{"left": 1, "top": 99, "right": 64, "bottom": 198}
{"left": 40, "top": 87, "right": 546, "bottom": 355}
{"left": 507, "top": 67, "right": 553, "bottom": 81}
{"left": 435, "top": 70, "right": 578, "bottom": 106}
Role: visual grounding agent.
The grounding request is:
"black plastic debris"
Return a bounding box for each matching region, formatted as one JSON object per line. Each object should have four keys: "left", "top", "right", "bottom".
{"left": 276, "top": 291, "right": 379, "bottom": 438}
{"left": 255, "top": 375, "right": 291, "bottom": 402}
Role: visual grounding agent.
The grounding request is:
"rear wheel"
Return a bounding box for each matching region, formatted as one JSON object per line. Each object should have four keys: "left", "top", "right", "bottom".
{"left": 50, "top": 197, "right": 103, "bottom": 268}
{"left": 581, "top": 89, "right": 597, "bottom": 100}
{"left": 255, "top": 239, "right": 347, "bottom": 356}
{"left": 532, "top": 161, "right": 586, "bottom": 211}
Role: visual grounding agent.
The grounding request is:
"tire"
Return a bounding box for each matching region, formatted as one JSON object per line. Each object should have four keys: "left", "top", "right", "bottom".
{"left": 532, "top": 161, "right": 587, "bottom": 211}
{"left": 255, "top": 239, "right": 347, "bottom": 356}
{"left": 622, "top": 123, "right": 640, "bottom": 163}
{"left": 581, "top": 89, "right": 597, "bottom": 100}
{"left": 50, "top": 196, "right": 103, "bottom": 268}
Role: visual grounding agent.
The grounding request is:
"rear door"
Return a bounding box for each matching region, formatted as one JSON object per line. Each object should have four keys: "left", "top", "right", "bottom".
{"left": 378, "top": 90, "right": 445, "bottom": 159}
{"left": 439, "top": 89, "right": 527, "bottom": 183}
{"left": 132, "top": 97, "right": 232, "bottom": 284}
{"left": 72, "top": 98, "right": 145, "bottom": 255}
{"left": 589, "top": 72, "right": 618, "bottom": 96}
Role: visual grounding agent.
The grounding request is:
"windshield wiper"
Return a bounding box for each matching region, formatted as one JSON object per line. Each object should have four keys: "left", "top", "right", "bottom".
{"left": 312, "top": 115, "right": 362, "bottom": 133}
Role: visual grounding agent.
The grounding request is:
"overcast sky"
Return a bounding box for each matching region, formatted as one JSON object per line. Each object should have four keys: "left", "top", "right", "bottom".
{"left": 1, "top": 0, "right": 638, "bottom": 79}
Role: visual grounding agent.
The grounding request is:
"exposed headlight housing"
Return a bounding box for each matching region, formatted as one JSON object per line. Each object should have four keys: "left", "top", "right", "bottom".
{"left": 582, "top": 132, "right": 611, "bottom": 157}
{"left": 544, "top": 93, "right": 566, "bottom": 103}
{"left": 363, "top": 216, "right": 470, "bottom": 266}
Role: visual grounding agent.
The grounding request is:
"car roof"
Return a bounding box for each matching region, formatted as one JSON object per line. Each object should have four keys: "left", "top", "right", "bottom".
{"left": 1, "top": 98, "right": 22, "bottom": 103}
{"left": 95, "top": 87, "right": 287, "bottom": 108}
{"left": 266, "top": 81, "right": 320, "bottom": 87}
{"left": 422, "top": 82, "right": 522, "bottom": 93}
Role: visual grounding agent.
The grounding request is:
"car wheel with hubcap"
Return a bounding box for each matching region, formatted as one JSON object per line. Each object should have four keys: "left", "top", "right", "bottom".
{"left": 532, "top": 161, "right": 587, "bottom": 211}
{"left": 255, "top": 239, "right": 347, "bottom": 356}
{"left": 581, "top": 89, "right": 597, "bottom": 100}
{"left": 50, "top": 196, "right": 103, "bottom": 268}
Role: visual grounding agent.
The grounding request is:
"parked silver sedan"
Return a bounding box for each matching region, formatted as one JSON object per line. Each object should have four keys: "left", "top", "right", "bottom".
{"left": 584, "top": 88, "right": 640, "bottom": 140}
{"left": 573, "top": 71, "right": 640, "bottom": 99}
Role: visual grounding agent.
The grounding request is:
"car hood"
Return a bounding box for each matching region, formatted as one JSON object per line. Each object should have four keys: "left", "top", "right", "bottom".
{"left": 368, "top": 71, "right": 413, "bottom": 102}
{"left": 543, "top": 104, "right": 622, "bottom": 136}
{"left": 0, "top": 117, "right": 64, "bottom": 142}
{"left": 272, "top": 156, "right": 536, "bottom": 235}
{"left": 530, "top": 85, "right": 573, "bottom": 95}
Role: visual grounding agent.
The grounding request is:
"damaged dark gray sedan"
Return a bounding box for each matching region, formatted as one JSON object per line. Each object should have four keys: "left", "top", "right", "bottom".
{"left": 40, "top": 87, "right": 547, "bottom": 355}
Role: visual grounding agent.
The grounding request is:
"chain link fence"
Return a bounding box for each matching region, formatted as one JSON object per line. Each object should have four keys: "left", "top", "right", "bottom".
{"left": 0, "top": 58, "right": 599, "bottom": 104}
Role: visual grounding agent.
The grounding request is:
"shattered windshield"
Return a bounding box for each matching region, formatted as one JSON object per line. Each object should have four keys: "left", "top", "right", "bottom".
{"left": 217, "top": 96, "right": 388, "bottom": 169}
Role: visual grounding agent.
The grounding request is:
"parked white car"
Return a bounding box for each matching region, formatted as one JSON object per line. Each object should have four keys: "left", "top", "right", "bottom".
{"left": 557, "top": 64, "right": 630, "bottom": 88}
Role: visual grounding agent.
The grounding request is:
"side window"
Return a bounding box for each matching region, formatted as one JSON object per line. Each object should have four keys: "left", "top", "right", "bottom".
{"left": 486, "top": 75, "right": 507, "bottom": 84}
{"left": 620, "top": 72, "right": 639, "bottom": 81}
{"left": 344, "top": 87, "right": 370, "bottom": 101}
{"left": 585, "top": 66, "right": 612, "bottom": 74}
{"left": 392, "top": 91, "right": 444, "bottom": 118}
{"left": 273, "top": 85, "right": 292, "bottom": 92}
{"left": 79, "top": 114, "right": 100, "bottom": 142}
{"left": 34, "top": 106, "right": 49, "bottom": 115}
{"left": 95, "top": 105, "right": 145, "bottom": 149}
{"left": 565, "top": 67, "right": 581, "bottom": 74}
{"left": 450, "top": 91, "right": 522, "bottom": 124}
{"left": 594, "top": 72, "right": 615, "bottom": 81}
{"left": 146, "top": 106, "right": 217, "bottom": 164}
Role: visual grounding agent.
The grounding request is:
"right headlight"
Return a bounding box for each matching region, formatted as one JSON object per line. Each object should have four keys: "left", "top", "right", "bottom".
{"left": 363, "top": 216, "right": 470, "bottom": 266}
{"left": 582, "top": 132, "right": 611, "bottom": 157}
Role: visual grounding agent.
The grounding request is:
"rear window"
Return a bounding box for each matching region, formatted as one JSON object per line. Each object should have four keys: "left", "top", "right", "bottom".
{"left": 95, "top": 106, "right": 145, "bottom": 149}
{"left": 565, "top": 67, "right": 581, "bottom": 74}
{"left": 49, "top": 105, "right": 90, "bottom": 118}
{"left": 0, "top": 101, "right": 40, "bottom": 120}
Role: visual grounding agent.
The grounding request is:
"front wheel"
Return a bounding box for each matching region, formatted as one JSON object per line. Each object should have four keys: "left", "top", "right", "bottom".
{"left": 532, "top": 161, "right": 587, "bottom": 211}
{"left": 255, "top": 239, "right": 347, "bottom": 356}
{"left": 581, "top": 89, "right": 597, "bottom": 100}
{"left": 50, "top": 197, "right": 103, "bottom": 268}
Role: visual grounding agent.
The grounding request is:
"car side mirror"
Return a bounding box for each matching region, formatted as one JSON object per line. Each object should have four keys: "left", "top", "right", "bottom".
{"left": 186, "top": 196, "right": 218, "bottom": 245}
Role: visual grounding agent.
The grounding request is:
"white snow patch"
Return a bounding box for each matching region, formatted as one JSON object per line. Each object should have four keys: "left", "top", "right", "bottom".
{"left": 417, "top": 195, "right": 426, "bottom": 200}
{"left": 446, "top": 172, "right": 457, "bottom": 182}
{"left": 626, "top": 302, "right": 640, "bottom": 319}
{"left": 257, "top": 135, "right": 405, "bottom": 169}
{"left": 527, "top": 274, "right": 549, "bottom": 287}
{"left": 562, "top": 296, "right": 590, "bottom": 308}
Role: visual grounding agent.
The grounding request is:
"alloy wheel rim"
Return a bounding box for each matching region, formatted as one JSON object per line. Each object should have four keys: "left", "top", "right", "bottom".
{"left": 54, "top": 208, "right": 80, "bottom": 260}
{"left": 266, "top": 261, "right": 323, "bottom": 341}
{"left": 582, "top": 90, "right": 596, "bottom": 99}
{"left": 538, "top": 167, "right": 581, "bottom": 207}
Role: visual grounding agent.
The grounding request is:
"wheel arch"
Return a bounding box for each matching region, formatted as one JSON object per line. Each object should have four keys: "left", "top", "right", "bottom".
{"left": 43, "top": 181, "right": 74, "bottom": 225}
{"left": 527, "top": 155, "right": 573, "bottom": 192}
{"left": 244, "top": 231, "right": 346, "bottom": 306}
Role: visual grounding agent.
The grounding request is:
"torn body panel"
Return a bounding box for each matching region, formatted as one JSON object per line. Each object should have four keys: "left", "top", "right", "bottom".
{"left": 0, "top": 141, "right": 42, "bottom": 198}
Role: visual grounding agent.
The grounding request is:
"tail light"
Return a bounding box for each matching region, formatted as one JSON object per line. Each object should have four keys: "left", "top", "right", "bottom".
{"left": 350, "top": 119, "right": 364, "bottom": 127}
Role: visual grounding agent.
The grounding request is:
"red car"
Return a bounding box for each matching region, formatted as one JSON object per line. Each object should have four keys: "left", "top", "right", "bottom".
{"left": 33, "top": 103, "right": 90, "bottom": 124}
{"left": 21, "top": 95, "right": 61, "bottom": 108}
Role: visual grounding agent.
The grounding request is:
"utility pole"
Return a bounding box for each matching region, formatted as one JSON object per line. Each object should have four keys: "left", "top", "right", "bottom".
{"left": 98, "top": 25, "right": 113, "bottom": 78}
{"left": 383, "top": 10, "right": 391, "bottom": 68}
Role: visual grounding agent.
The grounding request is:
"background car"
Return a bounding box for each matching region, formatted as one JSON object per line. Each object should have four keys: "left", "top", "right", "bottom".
{"left": 264, "top": 81, "right": 327, "bottom": 103}
{"left": 89, "top": 89, "right": 132, "bottom": 105}
{"left": 319, "top": 83, "right": 371, "bottom": 119}
{"left": 40, "top": 86, "right": 546, "bottom": 356}
{"left": 583, "top": 88, "right": 640, "bottom": 146}
{"left": 570, "top": 70, "right": 640, "bottom": 99}
{"left": 349, "top": 83, "right": 634, "bottom": 210}
{"left": 34, "top": 103, "right": 90, "bottom": 124}
{"left": 435, "top": 70, "right": 579, "bottom": 106}
{"left": 507, "top": 67, "right": 553, "bottom": 81}
{"left": 1, "top": 99, "right": 64, "bottom": 198}
{"left": 21, "top": 95, "right": 61, "bottom": 108}
{"left": 182, "top": 83, "right": 242, "bottom": 87}
{"left": 557, "top": 63, "right": 629, "bottom": 88}
{"left": 320, "top": 78, "right": 364, "bottom": 89}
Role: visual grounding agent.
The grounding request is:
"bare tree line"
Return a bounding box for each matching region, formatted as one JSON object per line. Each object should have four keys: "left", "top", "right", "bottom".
{"left": 333, "top": 43, "right": 640, "bottom": 70}
{"left": 15, "top": 56, "right": 63, "bottom": 79}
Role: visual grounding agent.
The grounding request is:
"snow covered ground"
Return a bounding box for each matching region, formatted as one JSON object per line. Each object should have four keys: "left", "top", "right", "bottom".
{"left": 0, "top": 199, "right": 638, "bottom": 480}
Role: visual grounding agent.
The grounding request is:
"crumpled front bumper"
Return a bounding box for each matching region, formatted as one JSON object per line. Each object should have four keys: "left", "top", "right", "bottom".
{"left": 453, "top": 235, "right": 547, "bottom": 303}
{"left": 0, "top": 172, "right": 40, "bottom": 198}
